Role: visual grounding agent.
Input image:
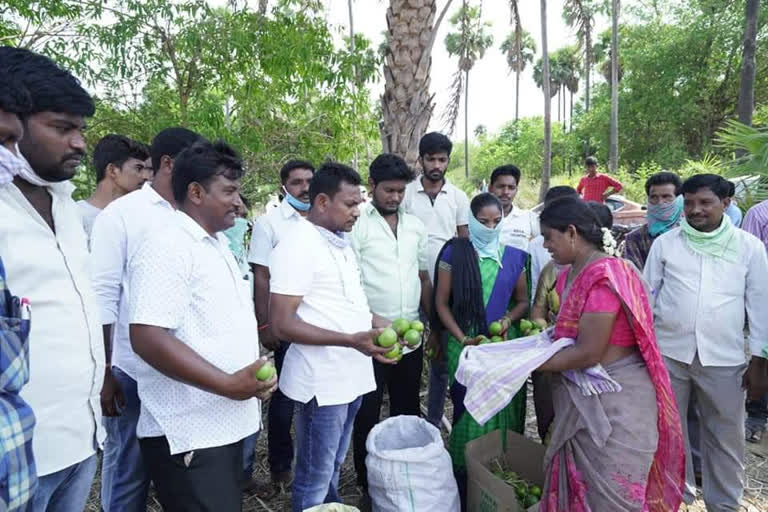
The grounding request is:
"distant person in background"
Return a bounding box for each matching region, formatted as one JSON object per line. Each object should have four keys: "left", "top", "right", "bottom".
{"left": 528, "top": 186, "right": 579, "bottom": 302}
{"left": 0, "top": 46, "right": 105, "bottom": 512}
{"left": 77, "top": 134, "right": 151, "bottom": 244}
{"left": 403, "top": 132, "right": 469, "bottom": 429}
{"left": 725, "top": 181, "right": 743, "bottom": 227}
{"left": 622, "top": 171, "right": 683, "bottom": 271}
{"left": 576, "top": 156, "right": 623, "bottom": 204}
{"left": 488, "top": 164, "right": 539, "bottom": 252}
{"left": 741, "top": 199, "right": 768, "bottom": 444}
{"left": 247, "top": 159, "right": 315, "bottom": 496}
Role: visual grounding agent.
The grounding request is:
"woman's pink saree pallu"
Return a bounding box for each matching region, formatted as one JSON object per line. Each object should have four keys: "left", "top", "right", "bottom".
{"left": 540, "top": 258, "right": 685, "bottom": 512}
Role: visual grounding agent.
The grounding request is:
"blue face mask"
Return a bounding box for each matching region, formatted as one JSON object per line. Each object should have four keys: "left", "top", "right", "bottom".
{"left": 284, "top": 187, "right": 311, "bottom": 212}
{"left": 468, "top": 212, "right": 502, "bottom": 265}
{"left": 223, "top": 217, "right": 249, "bottom": 261}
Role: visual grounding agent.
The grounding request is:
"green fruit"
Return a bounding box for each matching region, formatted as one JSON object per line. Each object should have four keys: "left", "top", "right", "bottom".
{"left": 491, "top": 336, "right": 503, "bottom": 343}
{"left": 533, "top": 318, "right": 548, "bottom": 330}
{"left": 392, "top": 318, "right": 411, "bottom": 336}
{"left": 519, "top": 319, "right": 534, "bottom": 333}
{"left": 488, "top": 321, "right": 503, "bottom": 336}
{"left": 403, "top": 329, "right": 421, "bottom": 347}
{"left": 529, "top": 328, "right": 541, "bottom": 336}
{"left": 478, "top": 336, "right": 491, "bottom": 345}
{"left": 410, "top": 320, "right": 425, "bottom": 333}
{"left": 384, "top": 343, "right": 401, "bottom": 360}
{"left": 530, "top": 485, "right": 542, "bottom": 498}
{"left": 523, "top": 494, "right": 539, "bottom": 507}
{"left": 254, "top": 361, "right": 276, "bottom": 381}
{"left": 515, "top": 486, "right": 526, "bottom": 499}
{"left": 377, "top": 328, "right": 398, "bottom": 348}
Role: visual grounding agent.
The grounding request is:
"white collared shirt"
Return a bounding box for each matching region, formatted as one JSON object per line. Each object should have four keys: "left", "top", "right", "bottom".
{"left": 76, "top": 199, "right": 101, "bottom": 247}
{"left": 349, "top": 203, "right": 428, "bottom": 354}
{"left": 0, "top": 181, "right": 105, "bottom": 476}
{"left": 269, "top": 219, "right": 375, "bottom": 406}
{"left": 90, "top": 183, "right": 176, "bottom": 380}
{"left": 403, "top": 177, "right": 470, "bottom": 282}
{"left": 528, "top": 235, "right": 552, "bottom": 301}
{"left": 499, "top": 206, "right": 540, "bottom": 252}
{"left": 247, "top": 199, "right": 305, "bottom": 267}
{"left": 128, "top": 211, "right": 261, "bottom": 454}
{"left": 644, "top": 226, "right": 768, "bottom": 367}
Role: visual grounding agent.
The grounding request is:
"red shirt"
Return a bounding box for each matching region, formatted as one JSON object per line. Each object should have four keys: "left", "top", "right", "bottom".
{"left": 577, "top": 173, "right": 623, "bottom": 203}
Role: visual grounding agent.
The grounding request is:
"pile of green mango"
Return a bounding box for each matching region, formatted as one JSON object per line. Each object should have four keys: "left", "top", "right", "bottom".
{"left": 491, "top": 464, "right": 542, "bottom": 509}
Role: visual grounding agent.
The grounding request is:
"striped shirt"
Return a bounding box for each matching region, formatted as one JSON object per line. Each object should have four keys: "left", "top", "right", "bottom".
{"left": 577, "top": 173, "right": 623, "bottom": 203}
{"left": 742, "top": 200, "right": 768, "bottom": 250}
{"left": 0, "top": 256, "right": 36, "bottom": 510}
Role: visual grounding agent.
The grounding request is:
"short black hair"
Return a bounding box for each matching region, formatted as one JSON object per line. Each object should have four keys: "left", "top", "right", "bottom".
{"left": 419, "top": 132, "right": 452, "bottom": 157}
{"left": 309, "top": 162, "right": 362, "bottom": 205}
{"left": 544, "top": 185, "right": 578, "bottom": 204}
{"left": 0, "top": 70, "right": 31, "bottom": 115}
{"left": 239, "top": 192, "right": 251, "bottom": 210}
{"left": 645, "top": 171, "right": 682, "bottom": 196}
{"left": 280, "top": 159, "right": 315, "bottom": 184}
{"left": 171, "top": 140, "right": 244, "bottom": 203}
{"left": 0, "top": 46, "right": 94, "bottom": 118}
{"left": 541, "top": 197, "right": 605, "bottom": 249}
{"left": 727, "top": 181, "right": 736, "bottom": 198}
{"left": 470, "top": 192, "right": 503, "bottom": 217}
{"left": 490, "top": 165, "right": 521, "bottom": 186}
{"left": 586, "top": 201, "right": 613, "bottom": 229}
{"left": 681, "top": 174, "right": 730, "bottom": 200}
{"left": 150, "top": 127, "right": 202, "bottom": 174}
{"left": 585, "top": 156, "right": 598, "bottom": 166}
{"left": 92, "top": 134, "right": 150, "bottom": 182}
{"left": 369, "top": 153, "right": 415, "bottom": 185}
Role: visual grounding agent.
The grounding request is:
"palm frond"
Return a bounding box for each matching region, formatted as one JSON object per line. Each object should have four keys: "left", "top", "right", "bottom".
{"left": 441, "top": 69, "right": 464, "bottom": 135}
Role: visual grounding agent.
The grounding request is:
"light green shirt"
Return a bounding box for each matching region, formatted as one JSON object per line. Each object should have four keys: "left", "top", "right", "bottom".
{"left": 350, "top": 203, "right": 429, "bottom": 338}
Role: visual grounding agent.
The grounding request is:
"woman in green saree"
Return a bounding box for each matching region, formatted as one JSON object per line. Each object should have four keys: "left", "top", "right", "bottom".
{"left": 433, "top": 192, "right": 530, "bottom": 509}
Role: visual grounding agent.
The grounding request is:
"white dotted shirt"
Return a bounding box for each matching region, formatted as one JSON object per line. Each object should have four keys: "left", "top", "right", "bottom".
{"left": 128, "top": 211, "right": 261, "bottom": 454}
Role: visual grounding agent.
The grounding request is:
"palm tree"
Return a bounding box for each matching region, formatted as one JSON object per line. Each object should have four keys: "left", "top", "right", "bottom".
{"left": 539, "top": 0, "right": 551, "bottom": 202}
{"left": 737, "top": 0, "right": 761, "bottom": 126}
{"left": 609, "top": 0, "right": 619, "bottom": 172}
{"left": 444, "top": 2, "right": 493, "bottom": 177}
{"left": 380, "top": 0, "right": 454, "bottom": 168}
{"left": 501, "top": 2, "right": 535, "bottom": 121}
{"left": 559, "top": 45, "right": 581, "bottom": 132}
{"left": 562, "top": 0, "right": 595, "bottom": 112}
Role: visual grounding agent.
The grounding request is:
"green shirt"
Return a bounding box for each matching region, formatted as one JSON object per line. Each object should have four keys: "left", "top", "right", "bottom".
{"left": 349, "top": 203, "right": 429, "bottom": 335}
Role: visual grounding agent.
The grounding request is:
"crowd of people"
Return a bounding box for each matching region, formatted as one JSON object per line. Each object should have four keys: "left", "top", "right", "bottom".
{"left": 1, "top": 46, "right": 768, "bottom": 512}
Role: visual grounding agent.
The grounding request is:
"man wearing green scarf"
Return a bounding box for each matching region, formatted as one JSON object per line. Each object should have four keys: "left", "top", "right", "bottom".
{"left": 644, "top": 174, "right": 768, "bottom": 511}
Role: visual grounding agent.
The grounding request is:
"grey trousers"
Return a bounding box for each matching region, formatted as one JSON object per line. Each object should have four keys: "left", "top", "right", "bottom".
{"left": 665, "top": 355, "right": 747, "bottom": 512}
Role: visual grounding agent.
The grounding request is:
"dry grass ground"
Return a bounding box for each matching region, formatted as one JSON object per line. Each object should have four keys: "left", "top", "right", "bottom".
{"left": 85, "top": 371, "right": 768, "bottom": 512}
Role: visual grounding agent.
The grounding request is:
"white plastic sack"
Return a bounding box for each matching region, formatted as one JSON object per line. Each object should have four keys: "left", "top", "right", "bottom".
{"left": 365, "top": 415, "right": 460, "bottom": 512}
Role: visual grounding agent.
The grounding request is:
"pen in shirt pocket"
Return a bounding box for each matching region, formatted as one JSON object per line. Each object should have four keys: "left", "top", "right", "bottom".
{"left": 20, "top": 298, "right": 30, "bottom": 321}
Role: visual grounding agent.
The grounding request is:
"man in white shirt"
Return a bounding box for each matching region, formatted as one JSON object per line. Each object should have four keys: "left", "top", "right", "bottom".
{"left": 349, "top": 154, "right": 434, "bottom": 499}
{"left": 269, "top": 162, "right": 393, "bottom": 512}
{"left": 488, "top": 164, "right": 539, "bottom": 251}
{"left": 90, "top": 127, "right": 201, "bottom": 511}
{"left": 0, "top": 47, "right": 105, "bottom": 512}
{"left": 402, "top": 132, "right": 469, "bottom": 428}
{"left": 644, "top": 173, "right": 768, "bottom": 511}
{"left": 77, "top": 134, "right": 151, "bottom": 245}
{"left": 246, "top": 159, "right": 314, "bottom": 494}
{"left": 128, "top": 140, "right": 275, "bottom": 511}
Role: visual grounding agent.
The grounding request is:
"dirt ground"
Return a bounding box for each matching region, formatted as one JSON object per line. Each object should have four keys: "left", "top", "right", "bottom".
{"left": 85, "top": 376, "right": 768, "bottom": 512}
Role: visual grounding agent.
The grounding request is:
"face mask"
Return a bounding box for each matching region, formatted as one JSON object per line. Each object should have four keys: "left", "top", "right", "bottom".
{"left": 468, "top": 212, "right": 502, "bottom": 265}
{"left": 0, "top": 144, "right": 48, "bottom": 187}
{"left": 283, "top": 186, "right": 310, "bottom": 212}
{"left": 647, "top": 195, "right": 683, "bottom": 237}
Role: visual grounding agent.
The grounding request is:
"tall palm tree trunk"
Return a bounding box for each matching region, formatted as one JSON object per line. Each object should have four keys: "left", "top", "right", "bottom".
{"left": 465, "top": 69, "right": 469, "bottom": 178}
{"left": 562, "top": 84, "right": 567, "bottom": 133}
{"left": 539, "top": 0, "right": 551, "bottom": 202}
{"left": 737, "top": 0, "right": 760, "bottom": 126}
{"left": 380, "top": 0, "right": 454, "bottom": 168}
{"left": 515, "top": 66, "right": 520, "bottom": 121}
{"left": 609, "top": 0, "right": 619, "bottom": 172}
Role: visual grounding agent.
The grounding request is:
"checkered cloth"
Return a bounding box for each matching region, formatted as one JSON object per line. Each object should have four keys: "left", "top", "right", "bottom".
{"left": 0, "top": 256, "right": 37, "bottom": 510}
{"left": 455, "top": 329, "right": 621, "bottom": 425}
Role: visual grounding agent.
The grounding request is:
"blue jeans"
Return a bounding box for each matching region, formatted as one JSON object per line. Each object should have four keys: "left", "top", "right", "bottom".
{"left": 242, "top": 431, "right": 260, "bottom": 480}
{"left": 33, "top": 454, "right": 97, "bottom": 512}
{"left": 100, "top": 367, "right": 149, "bottom": 511}
{"left": 268, "top": 341, "right": 295, "bottom": 475}
{"left": 292, "top": 396, "right": 362, "bottom": 512}
{"left": 426, "top": 355, "right": 450, "bottom": 427}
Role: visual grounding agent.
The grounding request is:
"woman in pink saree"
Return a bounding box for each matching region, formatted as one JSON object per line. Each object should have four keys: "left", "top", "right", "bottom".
{"left": 536, "top": 197, "right": 685, "bottom": 512}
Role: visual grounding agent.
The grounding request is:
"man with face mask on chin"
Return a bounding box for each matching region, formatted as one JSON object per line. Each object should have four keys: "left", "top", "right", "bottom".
{"left": 0, "top": 47, "right": 106, "bottom": 512}
{"left": 245, "top": 159, "right": 315, "bottom": 495}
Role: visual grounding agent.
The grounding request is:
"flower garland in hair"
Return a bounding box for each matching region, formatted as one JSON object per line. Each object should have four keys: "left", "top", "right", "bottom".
{"left": 601, "top": 227, "right": 618, "bottom": 257}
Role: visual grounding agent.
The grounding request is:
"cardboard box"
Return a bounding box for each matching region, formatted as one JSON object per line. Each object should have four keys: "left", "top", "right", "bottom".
{"left": 465, "top": 430, "right": 546, "bottom": 512}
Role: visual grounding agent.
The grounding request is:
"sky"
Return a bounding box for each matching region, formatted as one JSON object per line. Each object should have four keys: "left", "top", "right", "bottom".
{"left": 323, "top": 0, "right": 608, "bottom": 142}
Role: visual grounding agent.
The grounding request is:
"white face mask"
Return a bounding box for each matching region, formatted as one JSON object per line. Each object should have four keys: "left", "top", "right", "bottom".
{"left": 0, "top": 143, "right": 51, "bottom": 187}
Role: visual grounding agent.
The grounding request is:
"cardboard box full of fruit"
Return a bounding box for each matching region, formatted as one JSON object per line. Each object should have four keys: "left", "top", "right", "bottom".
{"left": 465, "top": 430, "right": 546, "bottom": 512}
